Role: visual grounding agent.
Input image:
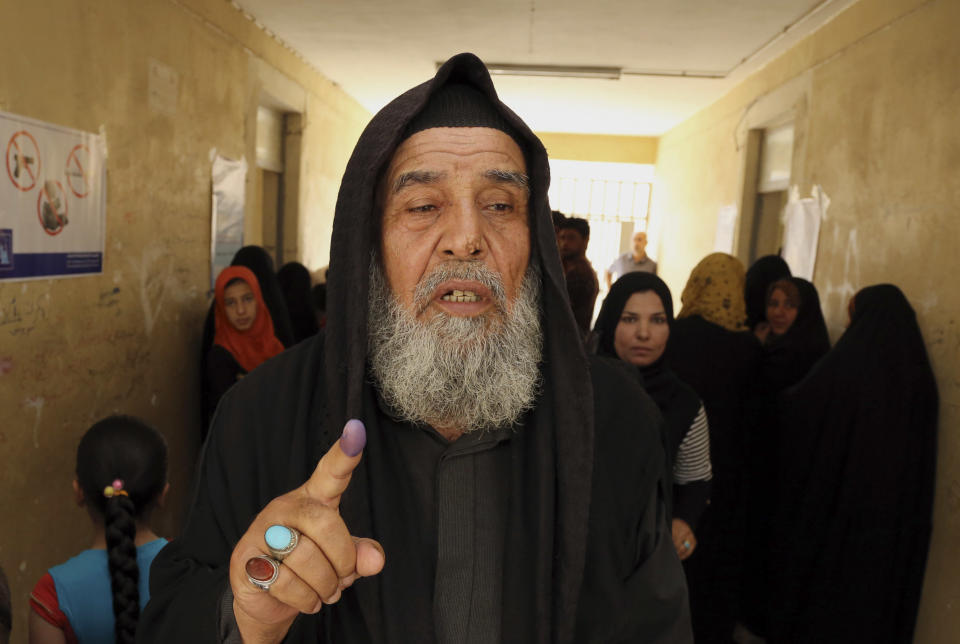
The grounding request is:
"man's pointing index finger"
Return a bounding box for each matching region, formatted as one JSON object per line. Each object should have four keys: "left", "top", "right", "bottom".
{"left": 302, "top": 419, "right": 366, "bottom": 507}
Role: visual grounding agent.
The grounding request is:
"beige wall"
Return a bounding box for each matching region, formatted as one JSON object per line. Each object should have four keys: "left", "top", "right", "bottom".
{"left": 652, "top": 0, "right": 959, "bottom": 640}
{"left": 536, "top": 131, "right": 658, "bottom": 164}
{"left": 0, "top": 1, "right": 369, "bottom": 640}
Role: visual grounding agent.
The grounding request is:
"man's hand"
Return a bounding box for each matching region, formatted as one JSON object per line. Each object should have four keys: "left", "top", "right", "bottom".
{"left": 228, "top": 419, "right": 385, "bottom": 644}
{"left": 671, "top": 518, "right": 697, "bottom": 561}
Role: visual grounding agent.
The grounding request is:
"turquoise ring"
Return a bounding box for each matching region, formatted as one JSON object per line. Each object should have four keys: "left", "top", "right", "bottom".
{"left": 265, "top": 525, "right": 300, "bottom": 561}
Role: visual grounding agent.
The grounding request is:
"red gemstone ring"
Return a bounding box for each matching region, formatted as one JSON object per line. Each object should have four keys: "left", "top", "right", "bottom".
{"left": 246, "top": 555, "right": 280, "bottom": 591}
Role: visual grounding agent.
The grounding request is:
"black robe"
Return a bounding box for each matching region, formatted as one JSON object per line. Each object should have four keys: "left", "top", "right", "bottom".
{"left": 741, "top": 277, "right": 830, "bottom": 633}
{"left": 140, "top": 53, "right": 691, "bottom": 643}
{"left": 665, "top": 314, "right": 761, "bottom": 643}
{"left": 277, "top": 262, "right": 319, "bottom": 344}
{"left": 767, "top": 285, "right": 937, "bottom": 643}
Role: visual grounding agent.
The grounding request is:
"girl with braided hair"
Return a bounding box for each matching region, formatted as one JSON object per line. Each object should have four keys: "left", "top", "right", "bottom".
{"left": 29, "top": 415, "right": 169, "bottom": 644}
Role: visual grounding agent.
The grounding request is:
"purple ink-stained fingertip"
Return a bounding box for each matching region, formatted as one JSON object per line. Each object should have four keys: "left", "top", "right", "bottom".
{"left": 341, "top": 419, "right": 366, "bottom": 457}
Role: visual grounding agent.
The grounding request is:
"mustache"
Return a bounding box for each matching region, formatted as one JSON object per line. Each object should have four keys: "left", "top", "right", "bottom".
{"left": 411, "top": 261, "right": 507, "bottom": 315}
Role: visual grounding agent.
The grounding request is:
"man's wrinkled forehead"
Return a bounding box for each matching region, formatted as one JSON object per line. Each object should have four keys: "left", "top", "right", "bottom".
{"left": 375, "top": 126, "right": 529, "bottom": 210}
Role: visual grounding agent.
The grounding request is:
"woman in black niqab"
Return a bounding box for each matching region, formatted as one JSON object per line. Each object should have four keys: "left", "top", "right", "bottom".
{"left": 744, "top": 255, "right": 791, "bottom": 331}
{"left": 767, "top": 284, "right": 937, "bottom": 644}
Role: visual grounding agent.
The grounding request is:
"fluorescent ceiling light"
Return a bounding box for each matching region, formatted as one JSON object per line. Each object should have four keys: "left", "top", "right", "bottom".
{"left": 482, "top": 63, "right": 622, "bottom": 80}
{"left": 441, "top": 62, "right": 727, "bottom": 80}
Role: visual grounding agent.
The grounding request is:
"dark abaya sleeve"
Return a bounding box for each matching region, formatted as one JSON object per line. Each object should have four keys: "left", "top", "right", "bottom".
{"left": 140, "top": 338, "right": 327, "bottom": 643}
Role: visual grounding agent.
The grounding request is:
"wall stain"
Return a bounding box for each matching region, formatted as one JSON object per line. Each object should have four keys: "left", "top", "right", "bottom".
{"left": 23, "top": 396, "right": 45, "bottom": 448}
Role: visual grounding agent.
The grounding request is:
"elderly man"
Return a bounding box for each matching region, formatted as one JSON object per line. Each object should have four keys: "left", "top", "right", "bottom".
{"left": 605, "top": 231, "right": 657, "bottom": 289}
{"left": 141, "top": 53, "right": 690, "bottom": 643}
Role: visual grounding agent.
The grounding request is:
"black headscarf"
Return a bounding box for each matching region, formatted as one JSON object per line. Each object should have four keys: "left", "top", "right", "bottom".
{"left": 745, "top": 255, "right": 791, "bottom": 330}
{"left": 760, "top": 277, "right": 830, "bottom": 394}
{"left": 277, "top": 262, "right": 320, "bottom": 344}
{"left": 593, "top": 273, "right": 700, "bottom": 461}
{"left": 769, "top": 284, "right": 938, "bottom": 643}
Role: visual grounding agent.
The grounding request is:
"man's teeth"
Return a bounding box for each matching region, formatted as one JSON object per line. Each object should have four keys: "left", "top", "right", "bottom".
{"left": 441, "top": 289, "right": 480, "bottom": 303}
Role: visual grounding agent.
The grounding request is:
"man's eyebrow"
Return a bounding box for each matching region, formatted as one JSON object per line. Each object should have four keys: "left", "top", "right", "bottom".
{"left": 485, "top": 169, "right": 530, "bottom": 193}
{"left": 392, "top": 170, "right": 445, "bottom": 194}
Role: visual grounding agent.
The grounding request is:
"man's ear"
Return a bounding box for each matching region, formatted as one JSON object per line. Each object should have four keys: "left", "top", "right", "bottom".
{"left": 72, "top": 480, "right": 84, "bottom": 507}
{"left": 157, "top": 482, "right": 171, "bottom": 509}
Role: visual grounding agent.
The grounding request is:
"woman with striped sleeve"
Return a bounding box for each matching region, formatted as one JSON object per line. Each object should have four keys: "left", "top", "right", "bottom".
{"left": 592, "top": 272, "right": 713, "bottom": 561}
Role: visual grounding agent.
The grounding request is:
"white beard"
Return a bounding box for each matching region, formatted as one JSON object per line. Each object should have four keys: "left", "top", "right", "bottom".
{"left": 367, "top": 258, "right": 543, "bottom": 434}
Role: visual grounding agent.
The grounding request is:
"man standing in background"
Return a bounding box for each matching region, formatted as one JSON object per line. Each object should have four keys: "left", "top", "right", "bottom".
{"left": 606, "top": 230, "right": 657, "bottom": 288}
{"left": 557, "top": 216, "right": 599, "bottom": 335}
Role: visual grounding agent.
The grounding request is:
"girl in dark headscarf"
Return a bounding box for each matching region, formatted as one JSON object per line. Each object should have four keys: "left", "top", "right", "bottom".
{"left": 741, "top": 276, "right": 830, "bottom": 636}
{"left": 203, "top": 266, "right": 284, "bottom": 426}
{"left": 593, "top": 273, "right": 713, "bottom": 562}
{"left": 277, "top": 262, "right": 320, "bottom": 344}
{"left": 666, "top": 252, "right": 762, "bottom": 644}
{"left": 767, "top": 284, "right": 937, "bottom": 644}
{"left": 744, "top": 255, "right": 791, "bottom": 331}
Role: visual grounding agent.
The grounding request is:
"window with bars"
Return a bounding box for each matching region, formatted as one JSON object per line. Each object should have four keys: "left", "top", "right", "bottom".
{"left": 547, "top": 160, "right": 655, "bottom": 325}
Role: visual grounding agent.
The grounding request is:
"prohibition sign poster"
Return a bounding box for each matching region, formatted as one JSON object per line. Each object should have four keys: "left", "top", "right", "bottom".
{"left": 1, "top": 110, "right": 106, "bottom": 281}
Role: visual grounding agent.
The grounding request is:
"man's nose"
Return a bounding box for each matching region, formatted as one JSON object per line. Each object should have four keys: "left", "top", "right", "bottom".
{"left": 441, "top": 201, "right": 485, "bottom": 259}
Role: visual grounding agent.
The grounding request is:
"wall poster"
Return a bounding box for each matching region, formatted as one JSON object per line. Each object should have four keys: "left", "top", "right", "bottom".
{"left": 0, "top": 110, "right": 106, "bottom": 281}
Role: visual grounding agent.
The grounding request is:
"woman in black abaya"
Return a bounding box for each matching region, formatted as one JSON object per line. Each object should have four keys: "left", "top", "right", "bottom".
{"left": 666, "top": 253, "right": 762, "bottom": 643}
{"left": 768, "top": 284, "right": 937, "bottom": 644}
{"left": 741, "top": 277, "right": 830, "bottom": 636}
{"left": 277, "top": 261, "right": 320, "bottom": 344}
{"left": 592, "top": 273, "right": 713, "bottom": 562}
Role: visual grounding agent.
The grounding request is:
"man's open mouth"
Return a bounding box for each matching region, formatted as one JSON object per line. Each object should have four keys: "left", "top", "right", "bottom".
{"left": 440, "top": 289, "right": 480, "bottom": 303}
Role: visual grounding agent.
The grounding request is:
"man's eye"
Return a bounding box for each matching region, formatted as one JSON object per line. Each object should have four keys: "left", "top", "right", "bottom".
{"left": 408, "top": 204, "right": 438, "bottom": 213}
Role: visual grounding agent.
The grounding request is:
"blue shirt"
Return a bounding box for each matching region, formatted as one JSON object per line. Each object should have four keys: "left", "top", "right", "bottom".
{"left": 49, "top": 538, "right": 167, "bottom": 643}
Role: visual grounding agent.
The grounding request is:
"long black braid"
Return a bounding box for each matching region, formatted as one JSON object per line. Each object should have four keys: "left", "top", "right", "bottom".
{"left": 76, "top": 416, "right": 167, "bottom": 644}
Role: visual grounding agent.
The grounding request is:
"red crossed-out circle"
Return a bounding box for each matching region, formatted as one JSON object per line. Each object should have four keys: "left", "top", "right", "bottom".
{"left": 6, "top": 130, "right": 41, "bottom": 192}
{"left": 66, "top": 144, "right": 90, "bottom": 198}
{"left": 37, "top": 181, "right": 69, "bottom": 236}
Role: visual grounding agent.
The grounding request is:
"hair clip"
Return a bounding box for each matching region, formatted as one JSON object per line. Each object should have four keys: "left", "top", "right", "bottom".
{"left": 103, "top": 478, "right": 129, "bottom": 498}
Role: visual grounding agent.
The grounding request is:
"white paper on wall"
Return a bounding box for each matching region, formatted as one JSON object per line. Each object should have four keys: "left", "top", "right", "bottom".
{"left": 713, "top": 204, "right": 738, "bottom": 253}
{"left": 210, "top": 153, "right": 246, "bottom": 289}
{"left": 781, "top": 185, "right": 829, "bottom": 280}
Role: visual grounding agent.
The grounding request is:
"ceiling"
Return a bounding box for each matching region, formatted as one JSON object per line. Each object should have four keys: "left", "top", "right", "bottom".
{"left": 233, "top": 0, "right": 855, "bottom": 136}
